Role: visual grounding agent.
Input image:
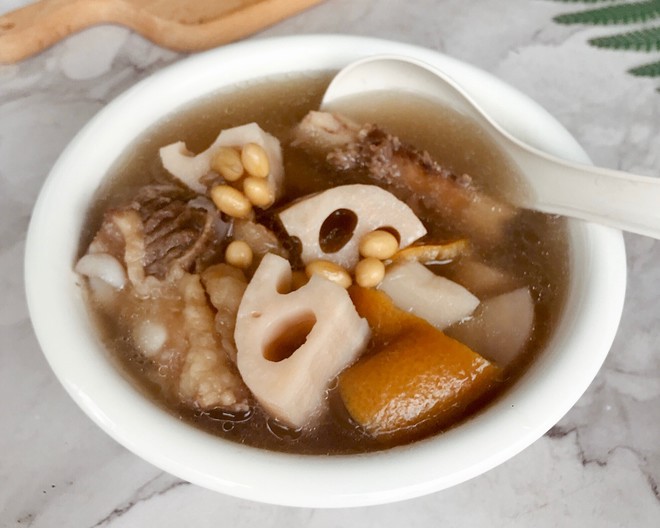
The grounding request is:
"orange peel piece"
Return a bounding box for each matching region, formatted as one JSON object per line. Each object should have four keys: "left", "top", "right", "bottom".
{"left": 339, "top": 286, "right": 501, "bottom": 441}
{"left": 389, "top": 239, "right": 469, "bottom": 264}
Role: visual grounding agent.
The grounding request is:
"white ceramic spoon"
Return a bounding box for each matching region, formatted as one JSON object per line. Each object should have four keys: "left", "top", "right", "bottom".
{"left": 321, "top": 55, "right": 660, "bottom": 239}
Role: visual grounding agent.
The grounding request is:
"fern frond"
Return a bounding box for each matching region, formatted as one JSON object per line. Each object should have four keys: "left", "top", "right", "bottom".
{"left": 551, "top": 1, "right": 618, "bottom": 3}
{"left": 628, "top": 59, "right": 660, "bottom": 76}
{"left": 554, "top": 1, "right": 660, "bottom": 25}
{"left": 589, "top": 26, "right": 660, "bottom": 50}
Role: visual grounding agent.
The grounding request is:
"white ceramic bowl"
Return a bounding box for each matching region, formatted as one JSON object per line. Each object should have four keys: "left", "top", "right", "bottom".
{"left": 25, "top": 35, "right": 626, "bottom": 507}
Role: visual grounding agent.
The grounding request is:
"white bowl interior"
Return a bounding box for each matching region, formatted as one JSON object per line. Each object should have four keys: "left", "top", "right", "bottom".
{"left": 25, "top": 35, "right": 626, "bottom": 507}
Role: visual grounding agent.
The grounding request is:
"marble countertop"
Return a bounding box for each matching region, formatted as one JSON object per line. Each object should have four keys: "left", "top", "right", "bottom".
{"left": 1, "top": 0, "right": 659, "bottom": 525}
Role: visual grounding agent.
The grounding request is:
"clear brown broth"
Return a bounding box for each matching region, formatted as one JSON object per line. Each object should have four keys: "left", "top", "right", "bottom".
{"left": 82, "top": 72, "right": 569, "bottom": 454}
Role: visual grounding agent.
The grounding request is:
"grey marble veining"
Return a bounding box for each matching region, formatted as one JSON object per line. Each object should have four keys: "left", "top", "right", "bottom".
{"left": 1, "top": 1, "right": 659, "bottom": 526}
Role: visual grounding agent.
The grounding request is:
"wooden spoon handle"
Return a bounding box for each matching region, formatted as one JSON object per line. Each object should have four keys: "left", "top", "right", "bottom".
{"left": 0, "top": 0, "right": 125, "bottom": 63}
{"left": 0, "top": 0, "right": 324, "bottom": 64}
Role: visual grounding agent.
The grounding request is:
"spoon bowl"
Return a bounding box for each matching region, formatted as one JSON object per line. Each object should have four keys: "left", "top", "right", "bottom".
{"left": 322, "top": 55, "right": 660, "bottom": 239}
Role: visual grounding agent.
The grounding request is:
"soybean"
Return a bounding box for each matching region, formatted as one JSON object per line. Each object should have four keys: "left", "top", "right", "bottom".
{"left": 243, "top": 176, "right": 275, "bottom": 208}
{"left": 241, "top": 142, "right": 270, "bottom": 178}
{"left": 210, "top": 185, "right": 253, "bottom": 219}
{"left": 225, "top": 240, "right": 253, "bottom": 269}
{"left": 359, "top": 230, "right": 399, "bottom": 260}
{"left": 355, "top": 257, "right": 385, "bottom": 288}
{"left": 211, "top": 147, "right": 244, "bottom": 182}
{"left": 305, "top": 260, "right": 352, "bottom": 289}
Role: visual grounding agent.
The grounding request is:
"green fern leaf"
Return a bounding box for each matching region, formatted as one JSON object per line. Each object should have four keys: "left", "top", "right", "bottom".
{"left": 554, "top": 1, "right": 660, "bottom": 25}
{"left": 629, "top": 59, "right": 660, "bottom": 76}
{"left": 589, "top": 26, "right": 660, "bottom": 50}
{"left": 551, "top": 1, "right": 618, "bottom": 3}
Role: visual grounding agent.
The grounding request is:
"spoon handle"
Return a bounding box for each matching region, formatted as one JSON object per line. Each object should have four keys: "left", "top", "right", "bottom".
{"left": 512, "top": 143, "right": 660, "bottom": 239}
{"left": 321, "top": 55, "right": 660, "bottom": 239}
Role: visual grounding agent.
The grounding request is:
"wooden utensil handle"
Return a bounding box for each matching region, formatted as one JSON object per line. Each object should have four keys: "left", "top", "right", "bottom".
{"left": 0, "top": 0, "right": 126, "bottom": 63}
{"left": 0, "top": 0, "right": 325, "bottom": 64}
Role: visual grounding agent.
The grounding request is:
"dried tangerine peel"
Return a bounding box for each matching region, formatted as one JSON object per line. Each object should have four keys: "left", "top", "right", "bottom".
{"left": 347, "top": 284, "right": 420, "bottom": 346}
{"left": 341, "top": 286, "right": 501, "bottom": 440}
{"left": 389, "top": 239, "right": 469, "bottom": 264}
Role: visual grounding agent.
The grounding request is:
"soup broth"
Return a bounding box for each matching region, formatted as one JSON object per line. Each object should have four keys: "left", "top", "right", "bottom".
{"left": 79, "top": 73, "right": 569, "bottom": 454}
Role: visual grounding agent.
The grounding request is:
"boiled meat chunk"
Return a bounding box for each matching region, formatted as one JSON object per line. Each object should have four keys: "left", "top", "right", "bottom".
{"left": 78, "top": 184, "right": 223, "bottom": 286}
{"left": 231, "top": 218, "right": 289, "bottom": 271}
{"left": 294, "top": 111, "right": 517, "bottom": 243}
{"left": 75, "top": 195, "right": 250, "bottom": 413}
{"left": 235, "top": 253, "right": 370, "bottom": 428}
{"left": 177, "top": 272, "right": 250, "bottom": 410}
{"left": 201, "top": 263, "right": 247, "bottom": 363}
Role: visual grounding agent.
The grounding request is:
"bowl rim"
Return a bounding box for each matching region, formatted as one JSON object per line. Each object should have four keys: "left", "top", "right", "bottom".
{"left": 24, "top": 34, "right": 627, "bottom": 508}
